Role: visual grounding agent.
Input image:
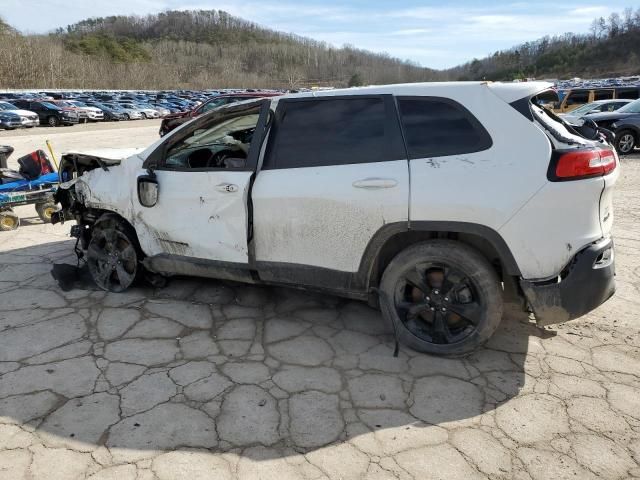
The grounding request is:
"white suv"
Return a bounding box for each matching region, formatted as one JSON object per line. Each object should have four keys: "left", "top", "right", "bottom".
{"left": 54, "top": 82, "right": 618, "bottom": 355}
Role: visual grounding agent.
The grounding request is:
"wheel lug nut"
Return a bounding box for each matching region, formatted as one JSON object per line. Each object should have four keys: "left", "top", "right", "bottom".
{"left": 430, "top": 307, "right": 435, "bottom": 311}
{"left": 425, "top": 296, "right": 430, "bottom": 301}
{"left": 444, "top": 297, "right": 449, "bottom": 302}
{"left": 441, "top": 307, "right": 447, "bottom": 312}
{"left": 433, "top": 289, "right": 439, "bottom": 294}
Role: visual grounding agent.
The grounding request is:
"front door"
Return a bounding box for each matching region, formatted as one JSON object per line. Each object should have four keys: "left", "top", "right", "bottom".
{"left": 134, "top": 100, "right": 269, "bottom": 265}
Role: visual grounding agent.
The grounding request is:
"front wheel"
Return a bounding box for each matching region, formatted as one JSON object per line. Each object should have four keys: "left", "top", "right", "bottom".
{"left": 379, "top": 240, "right": 503, "bottom": 356}
{"left": 615, "top": 130, "right": 636, "bottom": 155}
{"left": 87, "top": 217, "right": 139, "bottom": 292}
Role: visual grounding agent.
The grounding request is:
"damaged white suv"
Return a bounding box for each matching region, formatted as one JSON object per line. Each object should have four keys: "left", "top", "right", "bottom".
{"left": 54, "top": 82, "right": 618, "bottom": 355}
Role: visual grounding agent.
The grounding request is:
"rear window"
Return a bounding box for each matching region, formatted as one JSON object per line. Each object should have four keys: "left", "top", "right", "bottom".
{"left": 265, "top": 97, "right": 403, "bottom": 169}
{"left": 397, "top": 97, "right": 492, "bottom": 159}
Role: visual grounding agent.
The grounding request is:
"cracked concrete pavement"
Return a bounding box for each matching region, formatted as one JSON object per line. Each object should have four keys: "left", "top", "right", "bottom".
{"left": 0, "top": 124, "right": 639, "bottom": 479}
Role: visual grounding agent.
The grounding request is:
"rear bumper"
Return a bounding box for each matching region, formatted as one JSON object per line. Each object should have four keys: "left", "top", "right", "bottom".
{"left": 520, "top": 237, "right": 615, "bottom": 326}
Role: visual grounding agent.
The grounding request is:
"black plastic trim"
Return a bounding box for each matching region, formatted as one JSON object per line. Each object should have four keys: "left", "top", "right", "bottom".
{"left": 408, "top": 221, "right": 521, "bottom": 275}
{"left": 521, "top": 238, "right": 615, "bottom": 326}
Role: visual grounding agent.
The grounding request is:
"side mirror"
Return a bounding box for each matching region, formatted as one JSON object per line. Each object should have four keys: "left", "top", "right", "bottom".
{"left": 137, "top": 174, "right": 158, "bottom": 208}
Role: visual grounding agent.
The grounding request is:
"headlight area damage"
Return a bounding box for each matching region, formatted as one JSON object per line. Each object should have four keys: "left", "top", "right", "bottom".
{"left": 52, "top": 152, "right": 125, "bottom": 248}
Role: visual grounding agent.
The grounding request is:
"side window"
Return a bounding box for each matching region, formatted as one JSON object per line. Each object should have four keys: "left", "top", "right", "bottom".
{"left": 566, "top": 92, "right": 589, "bottom": 105}
{"left": 397, "top": 97, "right": 492, "bottom": 159}
{"left": 200, "top": 98, "right": 230, "bottom": 114}
{"left": 265, "top": 97, "right": 402, "bottom": 169}
{"left": 594, "top": 90, "right": 614, "bottom": 100}
{"left": 162, "top": 107, "right": 260, "bottom": 170}
{"left": 617, "top": 90, "right": 639, "bottom": 100}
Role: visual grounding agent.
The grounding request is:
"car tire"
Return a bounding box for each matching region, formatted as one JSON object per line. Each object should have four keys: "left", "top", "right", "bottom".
{"left": 615, "top": 130, "right": 636, "bottom": 155}
{"left": 47, "top": 116, "right": 60, "bottom": 127}
{"left": 379, "top": 240, "right": 503, "bottom": 356}
{"left": 123, "top": 114, "right": 130, "bottom": 120}
{"left": 35, "top": 202, "right": 57, "bottom": 223}
{"left": 140, "top": 113, "right": 147, "bottom": 119}
{"left": 0, "top": 210, "right": 20, "bottom": 231}
{"left": 87, "top": 216, "right": 140, "bottom": 292}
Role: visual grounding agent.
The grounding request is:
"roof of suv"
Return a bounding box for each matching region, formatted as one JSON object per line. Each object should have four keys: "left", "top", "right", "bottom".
{"left": 279, "top": 81, "right": 554, "bottom": 104}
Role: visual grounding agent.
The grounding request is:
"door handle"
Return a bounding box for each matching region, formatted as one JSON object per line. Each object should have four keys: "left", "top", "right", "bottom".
{"left": 352, "top": 178, "right": 398, "bottom": 189}
{"left": 216, "top": 183, "right": 238, "bottom": 193}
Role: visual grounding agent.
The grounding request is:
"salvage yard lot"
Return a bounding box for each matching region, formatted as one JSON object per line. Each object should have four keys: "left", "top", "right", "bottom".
{"left": 0, "top": 124, "right": 639, "bottom": 479}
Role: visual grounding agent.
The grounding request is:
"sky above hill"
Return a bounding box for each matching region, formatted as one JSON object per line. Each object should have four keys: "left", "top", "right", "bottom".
{"left": 2, "top": 0, "right": 632, "bottom": 69}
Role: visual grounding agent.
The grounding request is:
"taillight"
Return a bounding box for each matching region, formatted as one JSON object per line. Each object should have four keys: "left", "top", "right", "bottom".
{"left": 551, "top": 148, "right": 618, "bottom": 181}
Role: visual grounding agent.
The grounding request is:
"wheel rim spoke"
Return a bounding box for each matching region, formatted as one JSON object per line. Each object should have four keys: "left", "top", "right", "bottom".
{"left": 447, "top": 302, "right": 482, "bottom": 325}
{"left": 404, "top": 269, "right": 431, "bottom": 294}
{"left": 88, "top": 243, "right": 110, "bottom": 263}
{"left": 397, "top": 301, "right": 430, "bottom": 319}
{"left": 93, "top": 263, "right": 113, "bottom": 287}
{"left": 115, "top": 263, "right": 135, "bottom": 287}
{"left": 433, "top": 311, "right": 453, "bottom": 343}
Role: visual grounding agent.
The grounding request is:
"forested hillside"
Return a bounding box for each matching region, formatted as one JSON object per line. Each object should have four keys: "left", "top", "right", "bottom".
{"left": 0, "top": 10, "right": 442, "bottom": 89}
{"left": 450, "top": 7, "right": 640, "bottom": 80}
{"left": 1, "top": 8, "right": 640, "bottom": 89}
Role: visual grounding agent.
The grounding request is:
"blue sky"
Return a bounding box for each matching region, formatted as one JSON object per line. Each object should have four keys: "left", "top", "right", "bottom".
{"left": 1, "top": 1, "right": 631, "bottom": 69}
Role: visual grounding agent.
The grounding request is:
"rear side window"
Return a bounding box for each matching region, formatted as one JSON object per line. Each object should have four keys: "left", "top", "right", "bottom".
{"left": 566, "top": 92, "right": 589, "bottom": 105}
{"left": 397, "top": 97, "right": 492, "bottom": 159}
{"left": 617, "top": 89, "right": 639, "bottom": 100}
{"left": 266, "top": 97, "right": 403, "bottom": 169}
{"left": 594, "top": 90, "right": 614, "bottom": 100}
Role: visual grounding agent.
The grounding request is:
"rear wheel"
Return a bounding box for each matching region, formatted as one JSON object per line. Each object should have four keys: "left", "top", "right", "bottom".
{"left": 0, "top": 210, "right": 20, "bottom": 231}
{"left": 615, "top": 130, "right": 636, "bottom": 155}
{"left": 35, "top": 202, "right": 57, "bottom": 223}
{"left": 379, "top": 240, "right": 503, "bottom": 356}
{"left": 87, "top": 218, "right": 139, "bottom": 292}
{"left": 123, "top": 113, "right": 130, "bottom": 120}
{"left": 47, "top": 116, "right": 60, "bottom": 127}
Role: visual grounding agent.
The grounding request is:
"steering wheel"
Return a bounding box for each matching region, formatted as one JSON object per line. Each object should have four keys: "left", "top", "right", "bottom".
{"left": 187, "top": 148, "right": 214, "bottom": 168}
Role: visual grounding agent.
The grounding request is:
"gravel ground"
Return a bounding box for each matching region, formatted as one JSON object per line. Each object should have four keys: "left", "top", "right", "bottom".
{"left": 0, "top": 124, "right": 639, "bottom": 479}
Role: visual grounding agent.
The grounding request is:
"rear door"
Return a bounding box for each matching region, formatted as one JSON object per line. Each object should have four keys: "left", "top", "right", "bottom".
{"left": 251, "top": 95, "right": 409, "bottom": 291}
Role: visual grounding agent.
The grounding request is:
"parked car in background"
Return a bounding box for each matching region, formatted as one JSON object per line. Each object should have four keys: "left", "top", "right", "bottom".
{"left": 12, "top": 100, "right": 79, "bottom": 126}
{"left": 0, "top": 101, "right": 39, "bottom": 129}
{"left": 54, "top": 81, "right": 617, "bottom": 356}
{"left": 138, "top": 103, "right": 170, "bottom": 117}
{"left": 554, "top": 87, "right": 640, "bottom": 113}
{"left": 558, "top": 99, "right": 632, "bottom": 123}
{"left": 84, "top": 102, "right": 126, "bottom": 121}
{"left": 119, "top": 103, "right": 160, "bottom": 119}
{"left": 103, "top": 103, "right": 143, "bottom": 120}
{"left": 65, "top": 100, "right": 105, "bottom": 122}
{"left": 159, "top": 92, "right": 281, "bottom": 136}
{"left": 48, "top": 100, "right": 89, "bottom": 123}
{"left": 587, "top": 98, "right": 640, "bottom": 154}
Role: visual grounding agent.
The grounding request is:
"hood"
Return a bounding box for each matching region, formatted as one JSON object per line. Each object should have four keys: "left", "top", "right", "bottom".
{"left": 64, "top": 147, "right": 145, "bottom": 162}
{"left": 5, "top": 109, "right": 38, "bottom": 117}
